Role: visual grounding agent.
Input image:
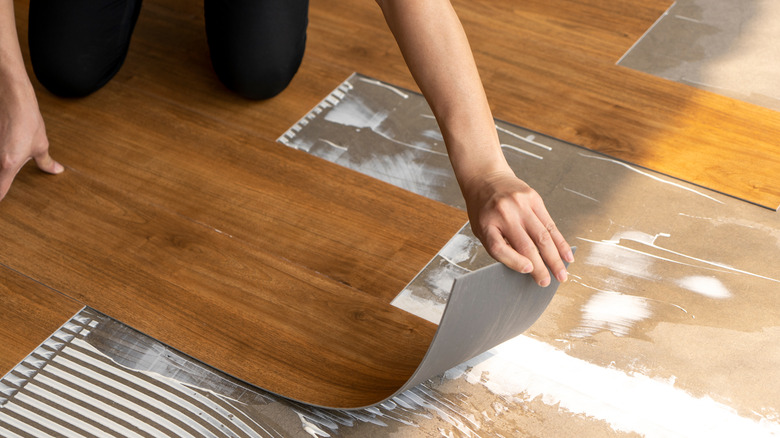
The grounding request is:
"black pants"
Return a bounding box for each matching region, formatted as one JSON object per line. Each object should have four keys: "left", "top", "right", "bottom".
{"left": 28, "top": 0, "right": 308, "bottom": 100}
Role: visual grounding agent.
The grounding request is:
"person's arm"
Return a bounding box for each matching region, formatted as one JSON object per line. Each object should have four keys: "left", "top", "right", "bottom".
{"left": 0, "top": 0, "right": 62, "bottom": 202}
{"left": 376, "top": 0, "right": 573, "bottom": 286}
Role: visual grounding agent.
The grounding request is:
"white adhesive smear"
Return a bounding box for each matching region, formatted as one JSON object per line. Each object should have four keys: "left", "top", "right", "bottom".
{"left": 439, "top": 233, "right": 479, "bottom": 266}
{"left": 446, "top": 335, "right": 780, "bottom": 437}
{"left": 496, "top": 126, "right": 553, "bottom": 151}
{"left": 358, "top": 77, "right": 410, "bottom": 99}
{"left": 391, "top": 290, "right": 446, "bottom": 325}
{"left": 585, "top": 233, "right": 658, "bottom": 280}
{"left": 323, "top": 98, "right": 388, "bottom": 130}
{"left": 572, "top": 290, "right": 652, "bottom": 338}
{"left": 579, "top": 233, "right": 780, "bottom": 284}
{"left": 676, "top": 276, "right": 732, "bottom": 299}
{"left": 579, "top": 153, "right": 724, "bottom": 204}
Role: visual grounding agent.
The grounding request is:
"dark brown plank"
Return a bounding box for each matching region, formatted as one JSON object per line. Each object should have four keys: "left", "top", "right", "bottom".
{"left": 0, "top": 266, "right": 82, "bottom": 375}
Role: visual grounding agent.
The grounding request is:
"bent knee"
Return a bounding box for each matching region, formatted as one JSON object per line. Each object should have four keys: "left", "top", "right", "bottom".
{"left": 31, "top": 55, "right": 122, "bottom": 98}
{"left": 211, "top": 54, "right": 304, "bottom": 100}
{"left": 204, "top": 0, "right": 308, "bottom": 100}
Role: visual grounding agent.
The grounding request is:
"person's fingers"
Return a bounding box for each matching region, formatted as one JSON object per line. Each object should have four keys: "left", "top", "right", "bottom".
{"left": 0, "top": 158, "right": 27, "bottom": 201}
{"left": 0, "top": 173, "right": 13, "bottom": 200}
{"left": 33, "top": 150, "right": 64, "bottom": 175}
{"left": 524, "top": 215, "right": 568, "bottom": 285}
{"left": 0, "top": 150, "right": 62, "bottom": 202}
{"left": 493, "top": 216, "right": 551, "bottom": 286}
{"left": 533, "top": 202, "right": 574, "bottom": 263}
{"left": 482, "top": 226, "right": 534, "bottom": 274}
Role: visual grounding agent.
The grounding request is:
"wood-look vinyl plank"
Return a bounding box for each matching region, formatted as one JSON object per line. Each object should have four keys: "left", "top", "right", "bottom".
{"left": 7, "top": 0, "right": 463, "bottom": 406}
{"left": 0, "top": 266, "right": 82, "bottom": 375}
{"left": 15, "top": 1, "right": 466, "bottom": 300}
{"left": 455, "top": 0, "right": 780, "bottom": 208}
{"left": 32, "top": 83, "right": 465, "bottom": 300}
{"left": 0, "top": 166, "right": 437, "bottom": 407}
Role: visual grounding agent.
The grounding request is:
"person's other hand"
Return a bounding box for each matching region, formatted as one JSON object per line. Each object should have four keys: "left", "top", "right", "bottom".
{"left": 0, "top": 97, "right": 63, "bottom": 201}
{"left": 463, "top": 169, "right": 574, "bottom": 286}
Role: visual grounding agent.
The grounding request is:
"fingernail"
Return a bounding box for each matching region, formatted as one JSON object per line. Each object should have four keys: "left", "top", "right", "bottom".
{"left": 565, "top": 251, "right": 574, "bottom": 263}
{"left": 539, "top": 277, "right": 550, "bottom": 287}
{"left": 521, "top": 264, "right": 533, "bottom": 274}
{"left": 557, "top": 269, "right": 568, "bottom": 283}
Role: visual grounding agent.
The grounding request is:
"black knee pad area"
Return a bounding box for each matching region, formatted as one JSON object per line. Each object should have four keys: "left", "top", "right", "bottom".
{"left": 28, "top": 0, "right": 143, "bottom": 98}
{"left": 204, "top": 0, "right": 309, "bottom": 100}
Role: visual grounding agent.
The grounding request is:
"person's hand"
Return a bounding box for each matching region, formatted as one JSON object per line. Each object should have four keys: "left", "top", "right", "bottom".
{"left": 463, "top": 169, "right": 574, "bottom": 286}
{"left": 0, "top": 94, "right": 63, "bottom": 201}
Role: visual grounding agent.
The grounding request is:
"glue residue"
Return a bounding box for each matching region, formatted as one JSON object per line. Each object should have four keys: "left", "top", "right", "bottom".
{"left": 584, "top": 234, "right": 658, "bottom": 280}
{"left": 439, "top": 233, "right": 480, "bottom": 266}
{"left": 445, "top": 335, "right": 780, "bottom": 437}
{"left": 323, "top": 98, "right": 388, "bottom": 130}
{"left": 676, "top": 276, "right": 732, "bottom": 299}
{"left": 571, "top": 290, "right": 652, "bottom": 338}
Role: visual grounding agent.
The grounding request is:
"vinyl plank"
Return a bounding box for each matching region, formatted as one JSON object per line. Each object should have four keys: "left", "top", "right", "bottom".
{"left": 8, "top": 0, "right": 463, "bottom": 406}
{"left": 0, "top": 165, "right": 437, "bottom": 407}
{"left": 30, "top": 83, "right": 466, "bottom": 301}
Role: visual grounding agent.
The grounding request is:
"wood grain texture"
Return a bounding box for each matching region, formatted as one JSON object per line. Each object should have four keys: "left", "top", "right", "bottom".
{"left": 0, "top": 156, "right": 441, "bottom": 407}
{"left": 0, "top": 266, "right": 82, "bottom": 375}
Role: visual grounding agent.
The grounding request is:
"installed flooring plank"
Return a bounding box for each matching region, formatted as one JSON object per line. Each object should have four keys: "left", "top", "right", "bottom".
{"left": 459, "top": 0, "right": 780, "bottom": 208}
{"left": 454, "top": 0, "right": 780, "bottom": 208}
{"left": 13, "top": 3, "right": 466, "bottom": 302}
{"left": 0, "top": 165, "right": 436, "bottom": 407}
{"left": 31, "top": 84, "right": 466, "bottom": 301}
{"left": 0, "top": 266, "right": 82, "bottom": 375}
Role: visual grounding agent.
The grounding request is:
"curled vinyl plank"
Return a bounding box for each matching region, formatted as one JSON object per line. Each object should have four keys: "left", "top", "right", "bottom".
{"left": 313, "top": 260, "right": 566, "bottom": 409}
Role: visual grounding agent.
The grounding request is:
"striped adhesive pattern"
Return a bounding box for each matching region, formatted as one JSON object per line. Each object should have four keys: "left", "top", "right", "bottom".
{"left": 277, "top": 74, "right": 354, "bottom": 146}
{"left": 0, "top": 307, "right": 485, "bottom": 437}
{"left": 0, "top": 309, "right": 282, "bottom": 438}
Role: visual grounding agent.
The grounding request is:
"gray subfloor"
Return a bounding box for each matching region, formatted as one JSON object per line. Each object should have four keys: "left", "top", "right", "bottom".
{"left": 619, "top": 0, "right": 780, "bottom": 111}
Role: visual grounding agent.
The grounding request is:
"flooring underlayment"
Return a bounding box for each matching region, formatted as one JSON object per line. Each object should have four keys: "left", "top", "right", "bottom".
{"left": 619, "top": 0, "right": 780, "bottom": 111}
{"left": 3, "top": 73, "right": 778, "bottom": 436}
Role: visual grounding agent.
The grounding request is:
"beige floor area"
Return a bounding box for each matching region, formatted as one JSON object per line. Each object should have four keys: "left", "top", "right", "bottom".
{"left": 620, "top": 0, "right": 780, "bottom": 112}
